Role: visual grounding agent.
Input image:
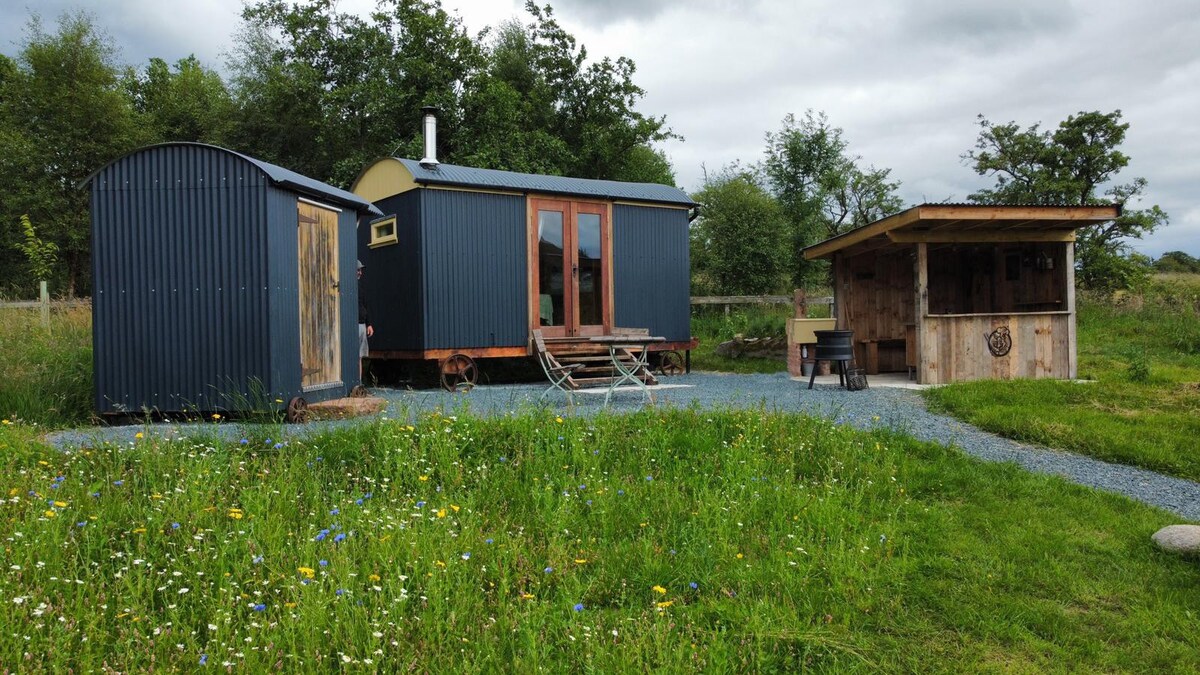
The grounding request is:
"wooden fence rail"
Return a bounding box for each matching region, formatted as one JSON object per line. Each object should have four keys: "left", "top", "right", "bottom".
{"left": 0, "top": 294, "right": 89, "bottom": 329}
{"left": 691, "top": 294, "right": 833, "bottom": 316}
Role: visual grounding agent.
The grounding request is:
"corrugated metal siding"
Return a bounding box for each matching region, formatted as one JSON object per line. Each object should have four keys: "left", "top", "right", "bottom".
{"left": 361, "top": 191, "right": 424, "bottom": 350}
{"left": 91, "top": 144, "right": 273, "bottom": 413}
{"left": 612, "top": 205, "right": 691, "bottom": 342}
{"left": 399, "top": 158, "right": 696, "bottom": 206}
{"left": 421, "top": 190, "right": 528, "bottom": 349}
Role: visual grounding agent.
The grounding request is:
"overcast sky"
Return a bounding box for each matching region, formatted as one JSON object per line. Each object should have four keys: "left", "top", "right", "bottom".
{"left": 3, "top": 0, "right": 1197, "bottom": 255}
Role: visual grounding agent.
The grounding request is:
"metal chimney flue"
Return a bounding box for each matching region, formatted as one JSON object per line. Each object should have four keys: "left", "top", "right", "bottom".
{"left": 419, "top": 106, "right": 439, "bottom": 169}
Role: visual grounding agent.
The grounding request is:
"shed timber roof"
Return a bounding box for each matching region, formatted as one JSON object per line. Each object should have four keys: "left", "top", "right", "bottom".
{"left": 83, "top": 143, "right": 383, "bottom": 216}
{"left": 353, "top": 157, "right": 695, "bottom": 207}
{"left": 803, "top": 203, "right": 1122, "bottom": 259}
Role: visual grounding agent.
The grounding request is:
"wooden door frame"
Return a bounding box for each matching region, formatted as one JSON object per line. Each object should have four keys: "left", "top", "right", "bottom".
{"left": 527, "top": 195, "right": 614, "bottom": 339}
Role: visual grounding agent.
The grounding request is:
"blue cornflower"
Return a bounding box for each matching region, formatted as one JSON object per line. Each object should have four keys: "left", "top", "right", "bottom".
{"left": 461, "top": 552, "right": 471, "bottom": 560}
{"left": 199, "top": 653, "right": 208, "bottom": 666}
{"left": 113, "top": 480, "right": 124, "bottom": 486}
{"left": 171, "top": 522, "right": 180, "bottom": 530}
{"left": 314, "top": 529, "right": 329, "bottom": 542}
{"left": 355, "top": 498, "right": 363, "bottom": 505}
{"left": 90, "top": 492, "right": 100, "bottom": 498}
{"left": 544, "top": 566, "right": 553, "bottom": 574}
{"left": 333, "top": 533, "right": 346, "bottom": 543}
{"left": 239, "top": 438, "right": 249, "bottom": 445}
{"left": 301, "top": 578, "right": 311, "bottom": 585}
{"left": 617, "top": 489, "right": 625, "bottom": 496}
{"left": 690, "top": 582, "right": 698, "bottom": 590}
{"left": 252, "top": 604, "right": 266, "bottom": 611}
{"left": 54, "top": 476, "right": 65, "bottom": 483}
{"left": 586, "top": 499, "right": 592, "bottom": 506}
{"left": 415, "top": 501, "right": 426, "bottom": 508}
{"left": 669, "top": 549, "right": 677, "bottom": 555}
{"left": 49, "top": 483, "right": 59, "bottom": 490}
{"left": 578, "top": 484, "right": 586, "bottom": 490}
{"left": 336, "top": 588, "right": 345, "bottom": 596}
{"left": 364, "top": 492, "right": 373, "bottom": 499}
{"left": 319, "top": 559, "right": 328, "bottom": 567}
{"left": 485, "top": 538, "right": 494, "bottom": 545}
{"left": 573, "top": 603, "right": 584, "bottom": 612}
{"left": 252, "top": 555, "right": 264, "bottom": 564}
{"left": 273, "top": 443, "right": 283, "bottom": 450}
{"left": 76, "top": 521, "right": 87, "bottom": 528}
{"left": 498, "top": 456, "right": 507, "bottom": 463}
{"left": 558, "top": 436, "right": 564, "bottom": 441}
{"left": 330, "top": 508, "right": 339, "bottom": 515}
{"left": 264, "top": 439, "right": 272, "bottom": 445}
{"left": 645, "top": 475, "right": 653, "bottom": 482}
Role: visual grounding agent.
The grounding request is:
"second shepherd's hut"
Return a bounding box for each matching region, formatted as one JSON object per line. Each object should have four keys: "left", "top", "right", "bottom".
{"left": 352, "top": 108, "right": 697, "bottom": 387}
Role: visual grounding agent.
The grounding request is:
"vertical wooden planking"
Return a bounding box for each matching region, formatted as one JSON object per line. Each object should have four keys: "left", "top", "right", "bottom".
{"left": 915, "top": 243, "right": 933, "bottom": 383}
{"left": 1064, "top": 243, "right": 1077, "bottom": 378}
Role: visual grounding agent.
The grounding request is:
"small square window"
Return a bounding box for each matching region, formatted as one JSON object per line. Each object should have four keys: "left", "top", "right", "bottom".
{"left": 369, "top": 216, "right": 397, "bottom": 248}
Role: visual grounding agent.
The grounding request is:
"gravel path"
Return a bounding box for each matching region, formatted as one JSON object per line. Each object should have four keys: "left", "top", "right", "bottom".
{"left": 46, "top": 372, "right": 1200, "bottom": 520}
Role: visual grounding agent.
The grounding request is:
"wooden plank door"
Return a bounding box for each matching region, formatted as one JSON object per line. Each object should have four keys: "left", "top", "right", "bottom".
{"left": 530, "top": 198, "right": 612, "bottom": 338}
{"left": 298, "top": 201, "right": 342, "bottom": 391}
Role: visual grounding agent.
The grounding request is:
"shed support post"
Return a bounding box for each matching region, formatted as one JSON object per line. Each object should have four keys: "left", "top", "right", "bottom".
{"left": 39, "top": 280, "right": 49, "bottom": 330}
{"left": 1065, "top": 242, "right": 1077, "bottom": 379}
{"left": 914, "top": 243, "right": 930, "bottom": 384}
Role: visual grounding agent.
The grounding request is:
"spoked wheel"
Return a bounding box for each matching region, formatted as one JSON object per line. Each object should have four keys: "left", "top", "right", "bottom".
{"left": 349, "top": 385, "right": 368, "bottom": 398}
{"left": 657, "top": 350, "right": 685, "bottom": 376}
{"left": 439, "top": 354, "right": 478, "bottom": 392}
{"left": 286, "top": 397, "right": 308, "bottom": 423}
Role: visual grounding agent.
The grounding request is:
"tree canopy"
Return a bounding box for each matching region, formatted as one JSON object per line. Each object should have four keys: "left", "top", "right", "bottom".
{"left": 0, "top": 2, "right": 678, "bottom": 296}
{"left": 965, "top": 110, "right": 1168, "bottom": 290}
{"left": 690, "top": 167, "right": 788, "bottom": 295}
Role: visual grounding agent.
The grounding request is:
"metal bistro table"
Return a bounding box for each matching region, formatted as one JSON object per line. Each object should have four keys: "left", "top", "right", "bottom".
{"left": 589, "top": 334, "right": 666, "bottom": 406}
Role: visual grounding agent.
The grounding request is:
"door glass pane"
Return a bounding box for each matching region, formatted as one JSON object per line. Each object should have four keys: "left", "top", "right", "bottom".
{"left": 538, "top": 211, "right": 564, "bottom": 326}
{"left": 577, "top": 213, "right": 602, "bottom": 326}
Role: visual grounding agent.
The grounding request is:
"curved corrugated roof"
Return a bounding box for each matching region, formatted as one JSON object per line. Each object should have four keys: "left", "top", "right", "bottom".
{"left": 82, "top": 143, "right": 382, "bottom": 216}
{"left": 396, "top": 158, "right": 696, "bottom": 206}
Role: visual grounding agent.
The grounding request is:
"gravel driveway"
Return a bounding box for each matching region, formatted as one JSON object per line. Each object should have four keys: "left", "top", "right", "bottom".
{"left": 46, "top": 372, "right": 1200, "bottom": 520}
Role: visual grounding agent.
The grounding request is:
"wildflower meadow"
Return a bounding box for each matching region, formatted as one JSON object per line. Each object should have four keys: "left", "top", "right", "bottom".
{"left": 1, "top": 408, "right": 1197, "bottom": 671}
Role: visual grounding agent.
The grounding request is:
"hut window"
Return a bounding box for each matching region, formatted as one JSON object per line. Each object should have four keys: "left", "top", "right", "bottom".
{"left": 369, "top": 216, "right": 398, "bottom": 248}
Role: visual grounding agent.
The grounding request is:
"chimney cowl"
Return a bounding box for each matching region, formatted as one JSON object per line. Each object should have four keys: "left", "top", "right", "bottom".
{"left": 419, "top": 106, "right": 440, "bottom": 169}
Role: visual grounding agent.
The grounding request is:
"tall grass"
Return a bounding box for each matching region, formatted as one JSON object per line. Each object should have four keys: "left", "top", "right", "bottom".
{"left": 0, "top": 409, "right": 1196, "bottom": 671}
{"left": 0, "top": 303, "right": 93, "bottom": 427}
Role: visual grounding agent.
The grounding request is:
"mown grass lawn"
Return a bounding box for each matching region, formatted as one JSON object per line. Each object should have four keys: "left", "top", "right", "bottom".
{"left": 1, "top": 409, "right": 1196, "bottom": 671}
{"left": 926, "top": 279, "right": 1200, "bottom": 482}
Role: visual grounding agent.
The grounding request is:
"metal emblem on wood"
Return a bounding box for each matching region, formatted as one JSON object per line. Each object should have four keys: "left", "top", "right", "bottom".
{"left": 987, "top": 327, "right": 1012, "bottom": 357}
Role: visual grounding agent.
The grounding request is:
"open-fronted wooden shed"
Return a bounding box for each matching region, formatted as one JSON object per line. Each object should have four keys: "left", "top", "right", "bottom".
{"left": 803, "top": 204, "right": 1121, "bottom": 384}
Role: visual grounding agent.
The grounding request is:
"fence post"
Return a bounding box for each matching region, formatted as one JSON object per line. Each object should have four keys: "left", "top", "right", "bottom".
{"left": 39, "top": 280, "right": 49, "bottom": 330}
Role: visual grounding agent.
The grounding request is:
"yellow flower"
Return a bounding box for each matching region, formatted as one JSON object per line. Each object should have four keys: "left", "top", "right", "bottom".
{"left": 656, "top": 600, "right": 674, "bottom": 609}
{"left": 434, "top": 560, "right": 446, "bottom": 568}
{"left": 1, "top": 419, "right": 10, "bottom": 425}
{"left": 53, "top": 501, "right": 67, "bottom": 508}
{"left": 436, "top": 509, "right": 446, "bottom": 519}
{"left": 555, "top": 416, "right": 563, "bottom": 424}
{"left": 284, "top": 602, "right": 297, "bottom": 609}
{"left": 450, "top": 504, "right": 460, "bottom": 513}
{"left": 151, "top": 494, "right": 162, "bottom": 500}
{"left": 43, "top": 510, "right": 56, "bottom": 518}
{"left": 134, "top": 432, "right": 144, "bottom": 439}
{"left": 298, "top": 567, "right": 315, "bottom": 579}
{"left": 368, "top": 573, "right": 380, "bottom": 582}
{"left": 132, "top": 527, "right": 147, "bottom": 534}
{"left": 211, "top": 413, "right": 221, "bottom": 420}
{"left": 521, "top": 593, "right": 535, "bottom": 600}
{"left": 419, "top": 475, "right": 429, "bottom": 482}
{"left": 7, "top": 488, "right": 17, "bottom": 497}
{"left": 652, "top": 585, "right": 667, "bottom": 595}
{"left": 574, "top": 559, "right": 588, "bottom": 565}
{"left": 736, "top": 553, "right": 744, "bottom": 559}
{"left": 227, "top": 508, "right": 244, "bottom": 520}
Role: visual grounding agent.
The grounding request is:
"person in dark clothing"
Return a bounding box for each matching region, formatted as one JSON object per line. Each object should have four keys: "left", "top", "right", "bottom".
{"left": 357, "top": 260, "right": 373, "bottom": 380}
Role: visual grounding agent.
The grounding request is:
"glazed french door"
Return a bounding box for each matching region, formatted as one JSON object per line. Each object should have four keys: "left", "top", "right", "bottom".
{"left": 532, "top": 198, "right": 610, "bottom": 338}
{"left": 297, "top": 200, "right": 342, "bottom": 391}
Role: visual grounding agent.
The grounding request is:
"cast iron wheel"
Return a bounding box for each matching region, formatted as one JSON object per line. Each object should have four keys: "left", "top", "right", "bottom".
{"left": 439, "top": 354, "right": 478, "bottom": 392}
{"left": 657, "top": 350, "right": 685, "bottom": 376}
{"left": 349, "top": 384, "right": 368, "bottom": 398}
{"left": 286, "top": 397, "right": 308, "bottom": 423}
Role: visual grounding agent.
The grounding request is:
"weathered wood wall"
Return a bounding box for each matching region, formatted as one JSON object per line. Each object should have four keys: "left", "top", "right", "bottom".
{"left": 839, "top": 249, "right": 914, "bottom": 372}
{"left": 919, "top": 312, "right": 1071, "bottom": 384}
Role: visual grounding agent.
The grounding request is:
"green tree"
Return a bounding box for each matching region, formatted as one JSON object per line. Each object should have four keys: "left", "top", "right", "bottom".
{"left": 965, "top": 110, "right": 1168, "bottom": 290}
{"left": 763, "top": 111, "right": 903, "bottom": 288}
{"left": 13, "top": 215, "right": 59, "bottom": 281}
{"left": 690, "top": 168, "right": 788, "bottom": 295}
{"left": 124, "top": 55, "right": 234, "bottom": 145}
{"left": 1153, "top": 251, "right": 1200, "bottom": 274}
{"left": 0, "top": 12, "right": 144, "bottom": 295}
{"left": 229, "top": 0, "right": 479, "bottom": 186}
{"left": 458, "top": 3, "right": 676, "bottom": 184}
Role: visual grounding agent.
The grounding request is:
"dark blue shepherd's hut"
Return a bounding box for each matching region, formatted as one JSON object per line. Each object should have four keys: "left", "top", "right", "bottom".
{"left": 351, "top": 112, "right": 697, "bottom": 385}
{"left": 83, "top": 142, "right": 382, "bottom": 419}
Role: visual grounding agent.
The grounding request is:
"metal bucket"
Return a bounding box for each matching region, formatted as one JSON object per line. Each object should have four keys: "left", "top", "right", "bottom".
{"left": 813, "top": 330, "right": 854, "bottom": 362}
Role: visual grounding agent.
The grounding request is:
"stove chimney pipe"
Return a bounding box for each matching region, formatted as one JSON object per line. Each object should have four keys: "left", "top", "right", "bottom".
{"left": 419, "top": 106, "right": 439, "bottom": 169}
